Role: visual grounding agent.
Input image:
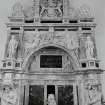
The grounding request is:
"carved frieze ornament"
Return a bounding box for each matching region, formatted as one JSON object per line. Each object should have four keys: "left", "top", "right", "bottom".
{"left": 7, "top": 35, "right": 18, "bottom": 59}
{"left": 23, "top": 30, "right": 79, "bottom": 57}
{"left": 12, "top": 2, "right": 24, "bottom": 17}
{"left": 40, "top": 0, "right": 63, "bottom": 18}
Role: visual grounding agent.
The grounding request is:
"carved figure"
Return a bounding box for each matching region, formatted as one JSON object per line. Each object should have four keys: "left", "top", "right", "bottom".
{"left": 48, "top": 94, "right": 56, "bottom": 105}
{"left": 85, "top": 36, "right": 94, "bottom": 59}
{"left": 8, "top": 35, "right": 18, "bottom": 58}
{"left": 1, "top": 86, "right": 18, "bottom": 105}
{"left": 85, "top": 84, "right": 101, "bottom": 105}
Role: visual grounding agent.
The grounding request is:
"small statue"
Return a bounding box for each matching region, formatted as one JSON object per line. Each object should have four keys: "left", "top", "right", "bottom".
{"left": 8, "top": 35, "right": 18, "bottom": 58}
{"left": 85, "top": 36, "right": 94, "bottom": 59}
{"left": 48, "top": 94, "right": 57, "bottom": 105}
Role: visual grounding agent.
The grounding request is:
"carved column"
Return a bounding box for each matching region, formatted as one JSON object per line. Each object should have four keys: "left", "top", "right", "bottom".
{"left": 17, "top": 75, "right": 25, "bottom": 105}
{"left": 73, "top": 83, "right": 78, "bottom": 105}
{"left": 77, "top": 76, "right": 85, "bottom": 105}
{"left": 25, "top": 82, "right": 29, "bottom": 105}
{"left": 44, "top": 85, "right": 47, "bottom": 105}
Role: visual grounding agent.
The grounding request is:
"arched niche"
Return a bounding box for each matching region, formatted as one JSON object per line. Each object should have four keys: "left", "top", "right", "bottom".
{"left": 22, "top": 44, "right": 80, "bottom": 72}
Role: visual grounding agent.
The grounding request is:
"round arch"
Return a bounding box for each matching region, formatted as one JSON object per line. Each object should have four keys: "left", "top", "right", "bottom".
{"left": 22, "top": 43, "right": 80, "bottom": 71}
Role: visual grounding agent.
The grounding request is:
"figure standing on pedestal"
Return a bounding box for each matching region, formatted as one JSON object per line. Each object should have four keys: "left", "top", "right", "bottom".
{"left": 48, "top": 94, "right": 57, "bottom": 105}
{"left": 8, "top": 35, "right": 18, "bottom": 59}
{"left": 85, "top": 36, "right": 94, "bottom": 59}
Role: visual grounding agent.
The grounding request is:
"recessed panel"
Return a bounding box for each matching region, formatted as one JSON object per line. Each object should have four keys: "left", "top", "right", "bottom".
{"left": 40, "top": 55, "right": 62, "bottom": 68}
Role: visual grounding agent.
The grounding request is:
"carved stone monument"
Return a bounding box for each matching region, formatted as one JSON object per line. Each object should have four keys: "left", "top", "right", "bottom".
{"left": 0, "top": 0, "right": 103, "bottom": 105}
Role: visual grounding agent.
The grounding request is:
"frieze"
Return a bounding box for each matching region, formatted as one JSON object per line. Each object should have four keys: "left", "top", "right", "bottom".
{"left": 23, "top": 31, "right": 79, "bottom": 57}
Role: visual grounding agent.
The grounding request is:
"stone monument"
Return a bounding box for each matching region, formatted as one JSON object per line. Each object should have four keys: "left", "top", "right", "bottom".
{"left": 0, "top": 0, "right": 103, "bottom": 105}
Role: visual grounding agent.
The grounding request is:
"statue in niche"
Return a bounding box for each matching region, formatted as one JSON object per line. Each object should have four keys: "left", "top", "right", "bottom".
{"left": 48, "top": 94, "right": 57, "bottom": 105}
{"left": 8, "top": 35, "right": 18, "bottom": 59}
{"left": 1, "top": 85, "right": 18, "bottom": 105}
{"left": 85, "top": 36, "right": 94, "bottom": 59}
{"left": 85, "top": 83, "right": 101, "bottom": 105}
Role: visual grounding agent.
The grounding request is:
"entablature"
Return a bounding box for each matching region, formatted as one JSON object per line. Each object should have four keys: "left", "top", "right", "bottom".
{"left": 6, "top": 22, "right": 96, "bottom": 28}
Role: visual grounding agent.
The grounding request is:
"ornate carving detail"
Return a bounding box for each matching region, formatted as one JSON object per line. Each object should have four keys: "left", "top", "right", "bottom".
{"left": 3, "top": 73, "right": 13, "bottom": 85}
{"left": 40, "top": 0, "right": 63, "bottom": 19}
{"left": 77, "top": 4, "right": 94, "bottom": 19}
{"left": 1, "top": 83, "right": 18, "bottom": 105}
{"left": 84, "top": 78, "right": 102, "bottom": 105}
{"left": 23, "top": 31, "right": 79, "bottom": 57}
{"left": 63, "top": 56, "right": 74, "bottom": 71}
